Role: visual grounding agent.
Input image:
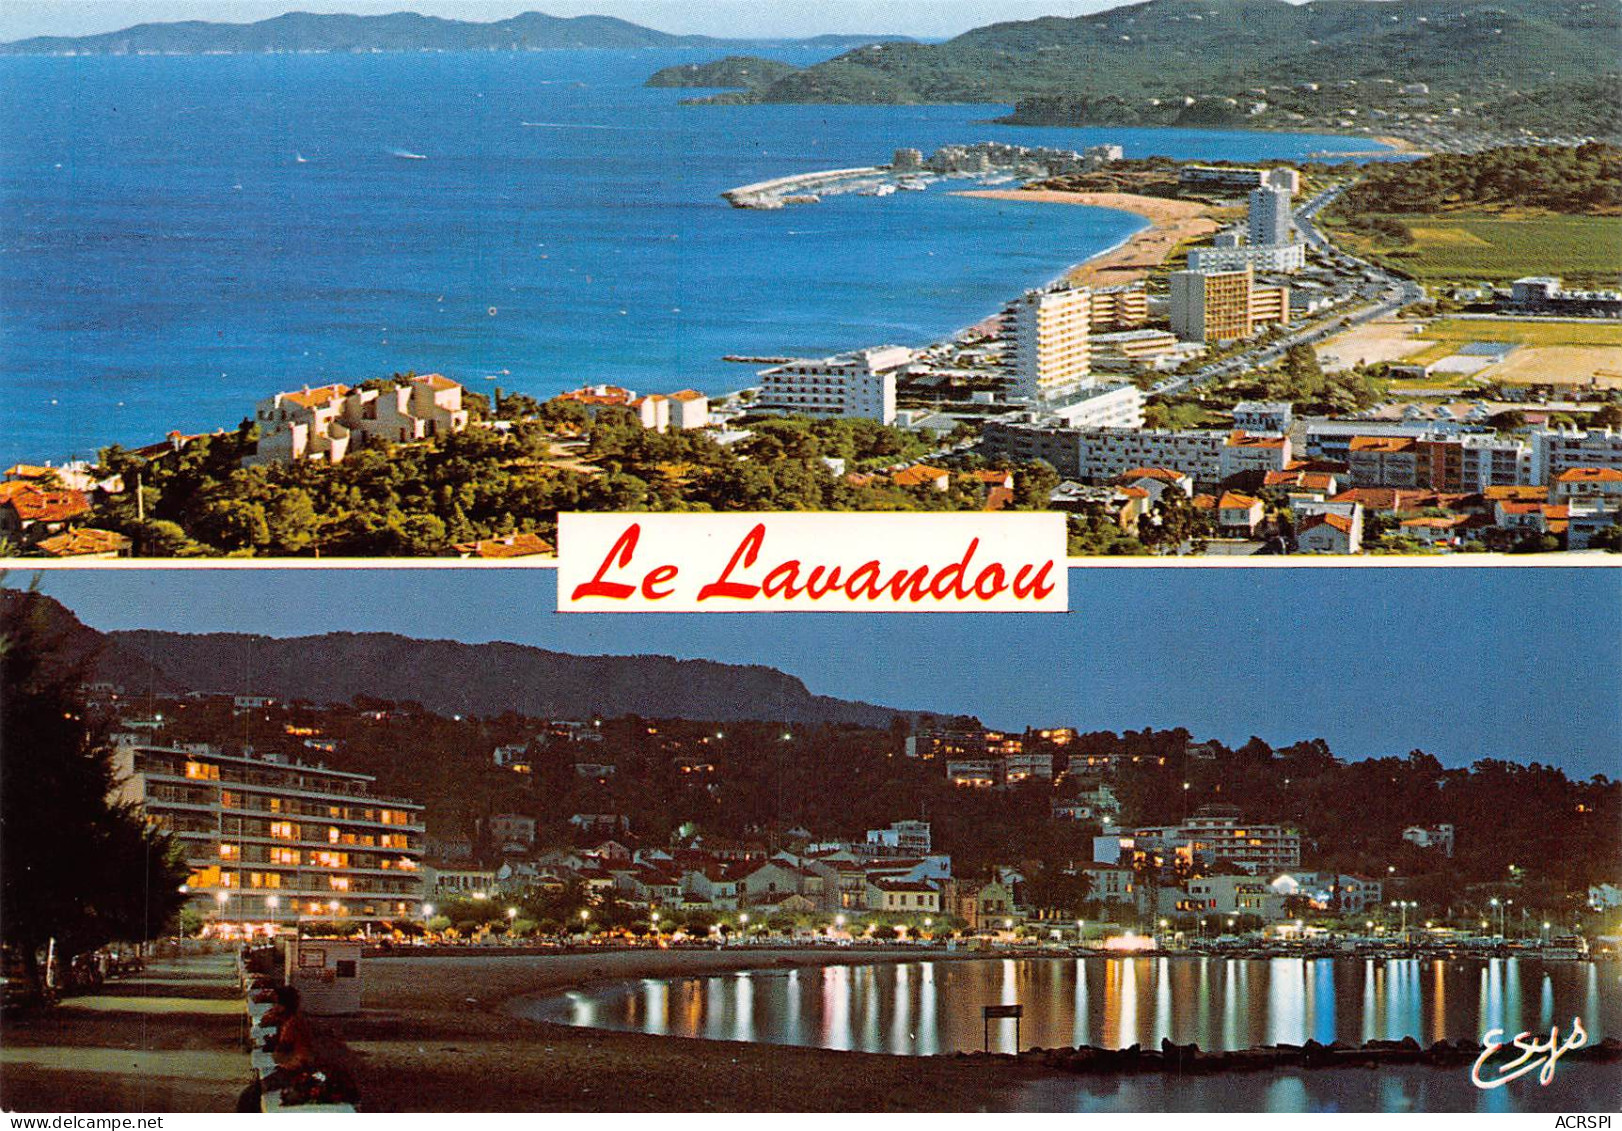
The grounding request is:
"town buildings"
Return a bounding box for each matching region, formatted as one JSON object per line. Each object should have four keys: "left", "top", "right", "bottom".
{"left": 981, "top": 423, "right": 1291, "bottom": 486}
{"left": 246, "top": 374, "right": 470, "bottom": 466}
{"left": 1095, "top": 806, "right": 1302, "bottom": 874}
{"left": 1169, "top": 268, "right": 1291, "bottom": 343}
{"left": 111, "top": 739, "right": 426, "bottom": 929}
{"left": 1506, "top": 276, "right": 1622, "bottom": 319}
{"left": 1178, "top": 165, "right": 1299, "bottom": 197}
{"left": 1248, "top": 184, "right": 1296, "bottom": 247}
{"left": 1003, "top": 286, "right": 1091, "bottom": 404}
{"left": 1188, "top": 239, "right": 1307, "bottom": 274}
{"left": 757, "top": 346, "right": 908, "bottom": 424}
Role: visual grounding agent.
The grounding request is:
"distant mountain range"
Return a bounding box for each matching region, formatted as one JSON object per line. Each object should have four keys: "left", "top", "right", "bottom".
{"left": 0, "top": 11, "right": 909, "bottom": 55}
{"left": 686, "top": 0, "right": 1620, "bottom": 108}
{"left": 5, "top": 590, "right": 922, "bottom": 728}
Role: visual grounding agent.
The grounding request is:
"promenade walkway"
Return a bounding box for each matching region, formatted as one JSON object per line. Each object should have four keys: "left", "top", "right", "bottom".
{"left": 0, "top": 953, "right": 245, "bottom": 1112}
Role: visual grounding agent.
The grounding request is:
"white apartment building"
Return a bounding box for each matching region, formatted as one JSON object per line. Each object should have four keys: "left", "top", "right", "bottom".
{"left": 112, "top": 740, "right": 425, "bottom": 928}
{"left": 1248, "top": 184, "right": 1296, "bottom": 247}
{"left": 1004, "top": 750, "right": 1055, "bottom": 784}
{"left": 1004, "top": 286, "right": 1091, "bottom": 404}
{"left": 866, "top": 820, "right": 932, "bottom": 854}
{"left": 1182, "top": 874, "right": 1285, "bottom": 922}
{"left": 1047, "top": 382, "right": 1146, "bottom": 429}
{"left": 1232, "top": 401, "right": 1294, "bottom": 432}
{"left": 247, "top": 374, "right": 469, "bottom": 466}
{"left": 757, "top": 346, "right": 907, "bottom": 424}
{"left": 1532, "top": 428, "right": 1622, "bottom": 486}
{"left": 1080, "top": 429, "right": 1229, "bottom": 484}
{"left": 1220, "top": 431, "right": 1293, "bottom": 479}
{"left": 1188, "top": 240, "right": 1306, "bottom": 274}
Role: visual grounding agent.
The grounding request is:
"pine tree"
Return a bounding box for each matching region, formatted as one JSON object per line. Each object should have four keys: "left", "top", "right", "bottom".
{"left": 0, "top": 582, "right": 189, "bottom": 997}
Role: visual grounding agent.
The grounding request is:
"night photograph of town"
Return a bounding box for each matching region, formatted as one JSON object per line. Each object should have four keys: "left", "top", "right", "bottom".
{"left": 1, "top": 567, "right": 1618, "bottom": 1115}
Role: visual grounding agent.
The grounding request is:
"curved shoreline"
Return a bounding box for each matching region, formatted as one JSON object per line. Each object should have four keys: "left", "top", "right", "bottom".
{"left": 955, "top": 188, "right": 1221, "bottom": 288}
{"left": 341, "top": 947, "right": 1619, "bottom": 1111}
{"left": 345, "top": 947, "right": 1043, "bottom": 1111}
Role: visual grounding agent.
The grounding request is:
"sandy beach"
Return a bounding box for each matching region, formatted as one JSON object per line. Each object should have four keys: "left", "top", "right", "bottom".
{"left": 343, "top": 947, "right": 1040, "bottom": 1111}
{"left": 956, "top": 189, "right": 1220, "bottom": 288}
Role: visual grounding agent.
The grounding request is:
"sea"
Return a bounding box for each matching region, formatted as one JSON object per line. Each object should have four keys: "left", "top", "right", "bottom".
{"left": 0, "top": 47, "right": 1384, "bottom": 468}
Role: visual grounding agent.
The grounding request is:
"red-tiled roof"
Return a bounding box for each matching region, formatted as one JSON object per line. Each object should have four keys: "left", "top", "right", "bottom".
{"left": 1303, "top": 513, "right": 1355, "bottom": 535}
{"left": 0, "top": 482, "right": 90, "bottom": 524}
{"left": 1227, "top": 432, "right": 1286, "bottom": 449}
{"left": 1217, "top": 491, "right": 1260, "bottom": 510}
{"left": 1348, "top": 436, "right": 1414, "bottom": 454}
{"left": 454, "top": 533, "right": 555, "bottom": 559}
{"left": 35, "top": 527, "right": 130, "bottom": 557}
{"left": 1556, "top": 466, "right": 1622, "bottom": 483}
{"left": 1120, "top": 466, "right": 1187, "bottom": 482}
{"left": 280, "top": 384, "right": 348, "bottom": 410}
{"left": 984, "top": 485, "right": 1015, "bottom": 511}
{"left": 891, "top": 465, "right": 949, "bottom": 488}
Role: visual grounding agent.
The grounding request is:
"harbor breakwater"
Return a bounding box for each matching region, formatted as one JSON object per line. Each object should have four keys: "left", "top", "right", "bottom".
{"left": 722, "top": 165, "right": 890, "bottom": 208}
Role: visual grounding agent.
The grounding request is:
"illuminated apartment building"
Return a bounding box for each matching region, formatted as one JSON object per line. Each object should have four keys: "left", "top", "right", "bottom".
{"left": 112, "top": 739, "right": 425, "bottom": 930}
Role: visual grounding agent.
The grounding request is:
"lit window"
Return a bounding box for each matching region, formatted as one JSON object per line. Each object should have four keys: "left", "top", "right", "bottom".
{"left": 269, "top": 822, "right": 297, "bottom": 839}
{"left": 219, "top": 844, "right": 239, "bottom": 859}
{"left": 184, "top": 762, "right": 220, "bottom": 781}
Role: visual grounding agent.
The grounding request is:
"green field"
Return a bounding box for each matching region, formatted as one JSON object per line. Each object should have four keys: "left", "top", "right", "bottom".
{"left": 1422, "top": 318, "right": 1622, "bottom": 348}
{"left": 1369, "top": 213, "right": 1622, "bottom": 285}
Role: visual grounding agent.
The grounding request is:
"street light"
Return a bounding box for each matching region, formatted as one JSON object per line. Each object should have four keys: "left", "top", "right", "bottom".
{"left": 507, "top": 907, "right": 518, "bottom": 921}
{"left": 423, "top": 903, "right": 434, "bottom": 918}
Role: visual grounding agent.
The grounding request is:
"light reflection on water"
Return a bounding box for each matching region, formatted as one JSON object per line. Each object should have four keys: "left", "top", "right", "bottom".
{"left": 533, "top": 956, "right": 1620, "bottom": 1058}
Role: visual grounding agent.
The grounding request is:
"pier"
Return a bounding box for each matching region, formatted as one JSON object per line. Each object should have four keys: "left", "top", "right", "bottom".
{"left": 722, "top": 166, "right": 889, "bottom": 209}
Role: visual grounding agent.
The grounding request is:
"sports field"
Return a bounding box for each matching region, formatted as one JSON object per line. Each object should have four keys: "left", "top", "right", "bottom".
{"left": 1317, "top": 316, "right": 1622, "bottom": 388}
{"left": 1422, "top": 318, "right": 1622, "bottom": 348}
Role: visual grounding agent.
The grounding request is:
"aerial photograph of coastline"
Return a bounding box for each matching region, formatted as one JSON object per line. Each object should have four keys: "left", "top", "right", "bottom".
{"left": 2, "top": 0, "right": 1619, "bottom": 558}
{"left": 1, "top": 566, "right": 1619, "bottom": 1113}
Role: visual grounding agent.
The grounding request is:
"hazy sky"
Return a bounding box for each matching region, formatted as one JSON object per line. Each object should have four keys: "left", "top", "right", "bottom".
{"left": 2, "top": 0, "right": 1128, "bottom": 41}
{"left": 20, "top": 567, "right": 1621, "bottom": 778}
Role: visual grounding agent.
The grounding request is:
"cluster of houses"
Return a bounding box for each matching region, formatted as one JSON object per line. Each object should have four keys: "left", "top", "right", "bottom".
{"left": 421, "top": 801, "right": 1389, "bottom": 929}
{"left": 0, "top": 464, "right": 128, "bottom": 558}
{"left": 553, "top": 384, "right": 711, "bottom": 433}
{"left": 1017, "top": 406, "right": 1622, "bottom": 551}
{"left": 424, "top": 818, "right": 965, "bottom": 923}
{"left": 244, "top": 373, "right": 470, "bottom": 467}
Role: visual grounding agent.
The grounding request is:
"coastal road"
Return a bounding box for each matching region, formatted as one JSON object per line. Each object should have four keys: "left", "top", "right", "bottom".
{"left": 1148, "top": 181, "right": 1424, "bottom": 398}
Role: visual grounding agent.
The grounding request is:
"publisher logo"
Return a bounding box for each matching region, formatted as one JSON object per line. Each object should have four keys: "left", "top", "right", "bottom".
{"left": 1471, "top": 1018, "right": 1587, "bottom": 1090}
{"left": 557, "top": 513, "right": 1067, "bottom": 613}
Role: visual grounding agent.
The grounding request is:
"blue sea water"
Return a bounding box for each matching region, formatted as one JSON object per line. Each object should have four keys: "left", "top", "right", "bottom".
{"left": 0, "top": 49, "right": 1381, "bottom": 467}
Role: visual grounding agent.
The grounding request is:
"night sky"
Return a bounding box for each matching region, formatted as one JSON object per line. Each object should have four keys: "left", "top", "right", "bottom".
{"left": 20, "top": 566, "right": 1620, "bottom": 778}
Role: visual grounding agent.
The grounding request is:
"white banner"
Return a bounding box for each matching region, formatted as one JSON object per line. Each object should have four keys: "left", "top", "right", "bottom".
{"left": 557, "top": 513, "right": 1067, "bottom": 612}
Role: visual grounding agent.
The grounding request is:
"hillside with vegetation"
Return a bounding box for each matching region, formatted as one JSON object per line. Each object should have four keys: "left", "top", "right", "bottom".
{"left": 0, "top": 12, "right": 908, "bottom": 55}
{"left": 646, "top": 55, "right": 801, "bottom": 90}
{"left": 686, "top": 0, "right": 1620, "bottom": 141}
{"left": 78, "top": 395, "right": 1049, "bottom": 558}
{"left": 1326, "top": 143, "right": 1622, "bottom": 284}
{"left": 1336, "top": 144, "right": 1622, "bottom": 216}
